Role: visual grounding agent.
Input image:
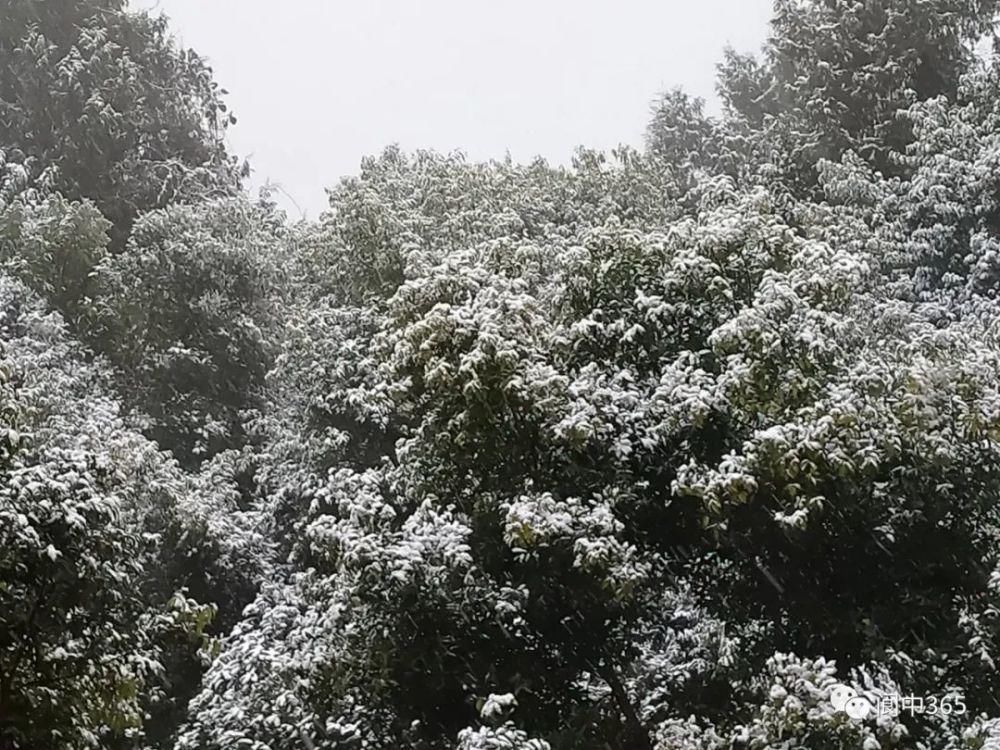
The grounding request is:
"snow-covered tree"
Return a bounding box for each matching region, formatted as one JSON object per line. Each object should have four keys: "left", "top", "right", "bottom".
{"left": 716, "top": 0, "right": 1000, "bottom": 190}
{"left": 92, "top": 197, "right": 284, "bottom": 466}
{"left": 0, "top": 276, "right": 265, "bottom": 748}
{"left": 9, "top": 1, "right": 1000, "bottom": 749}
{"left": 0, "top": 0, "right": 242, "bottom": 246}
{"left": 185, "top": 21, "right": 1000, "bottom": 741}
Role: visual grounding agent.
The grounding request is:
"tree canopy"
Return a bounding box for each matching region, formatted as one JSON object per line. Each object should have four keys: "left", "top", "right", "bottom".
{"left": 5, "top": 1, "right": 1000, "bottom": 748}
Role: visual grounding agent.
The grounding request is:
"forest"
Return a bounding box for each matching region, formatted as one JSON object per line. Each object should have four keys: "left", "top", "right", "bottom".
{"left": 4, "top": 0, "right": 1000, "bottom": 748}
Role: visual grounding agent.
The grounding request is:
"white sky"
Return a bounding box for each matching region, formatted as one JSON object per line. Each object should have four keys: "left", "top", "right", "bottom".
{"left": 132, "top": 1, "right": 773, "bottom": 219}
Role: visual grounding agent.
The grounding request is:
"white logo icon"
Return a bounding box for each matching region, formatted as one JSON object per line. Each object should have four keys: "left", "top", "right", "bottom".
{"left": 830, "top": 683, "right": 872, "bottom": 721}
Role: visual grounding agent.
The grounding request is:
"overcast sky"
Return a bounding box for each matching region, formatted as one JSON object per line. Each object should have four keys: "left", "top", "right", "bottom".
{"left": 132, "top": 1, "right": 773, "bottom": 219}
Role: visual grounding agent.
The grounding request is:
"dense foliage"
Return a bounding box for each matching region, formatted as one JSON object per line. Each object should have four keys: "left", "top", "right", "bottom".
{"left": 5, "top": 0, "right": 1000, "bottom": 748}
{"left": 0, "top": 0, "right": 242, "bottom": 247}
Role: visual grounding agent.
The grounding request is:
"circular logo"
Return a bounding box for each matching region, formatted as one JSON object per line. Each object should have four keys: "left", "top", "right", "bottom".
{"left": 830, "top": 684, "right": 857, "bottom": 712}
{"left": 830, "top": 683, "right": 872, "bottom": 721}
{"left": 844, "top": 696, "right": 872, "bottom": 720}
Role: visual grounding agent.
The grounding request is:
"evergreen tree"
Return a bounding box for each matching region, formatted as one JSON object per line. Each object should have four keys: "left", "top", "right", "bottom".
{"left": 0, "top": 0, "right": 242, "bottom": 248}
{"left": 93, "top": 197, "right": 283, "bottom": 466}
{"left": 714, "top": 0, "right": 1000, "bottom": 189}
{"left": 7, "top": 1, "right": 1000, "bottom": 749}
